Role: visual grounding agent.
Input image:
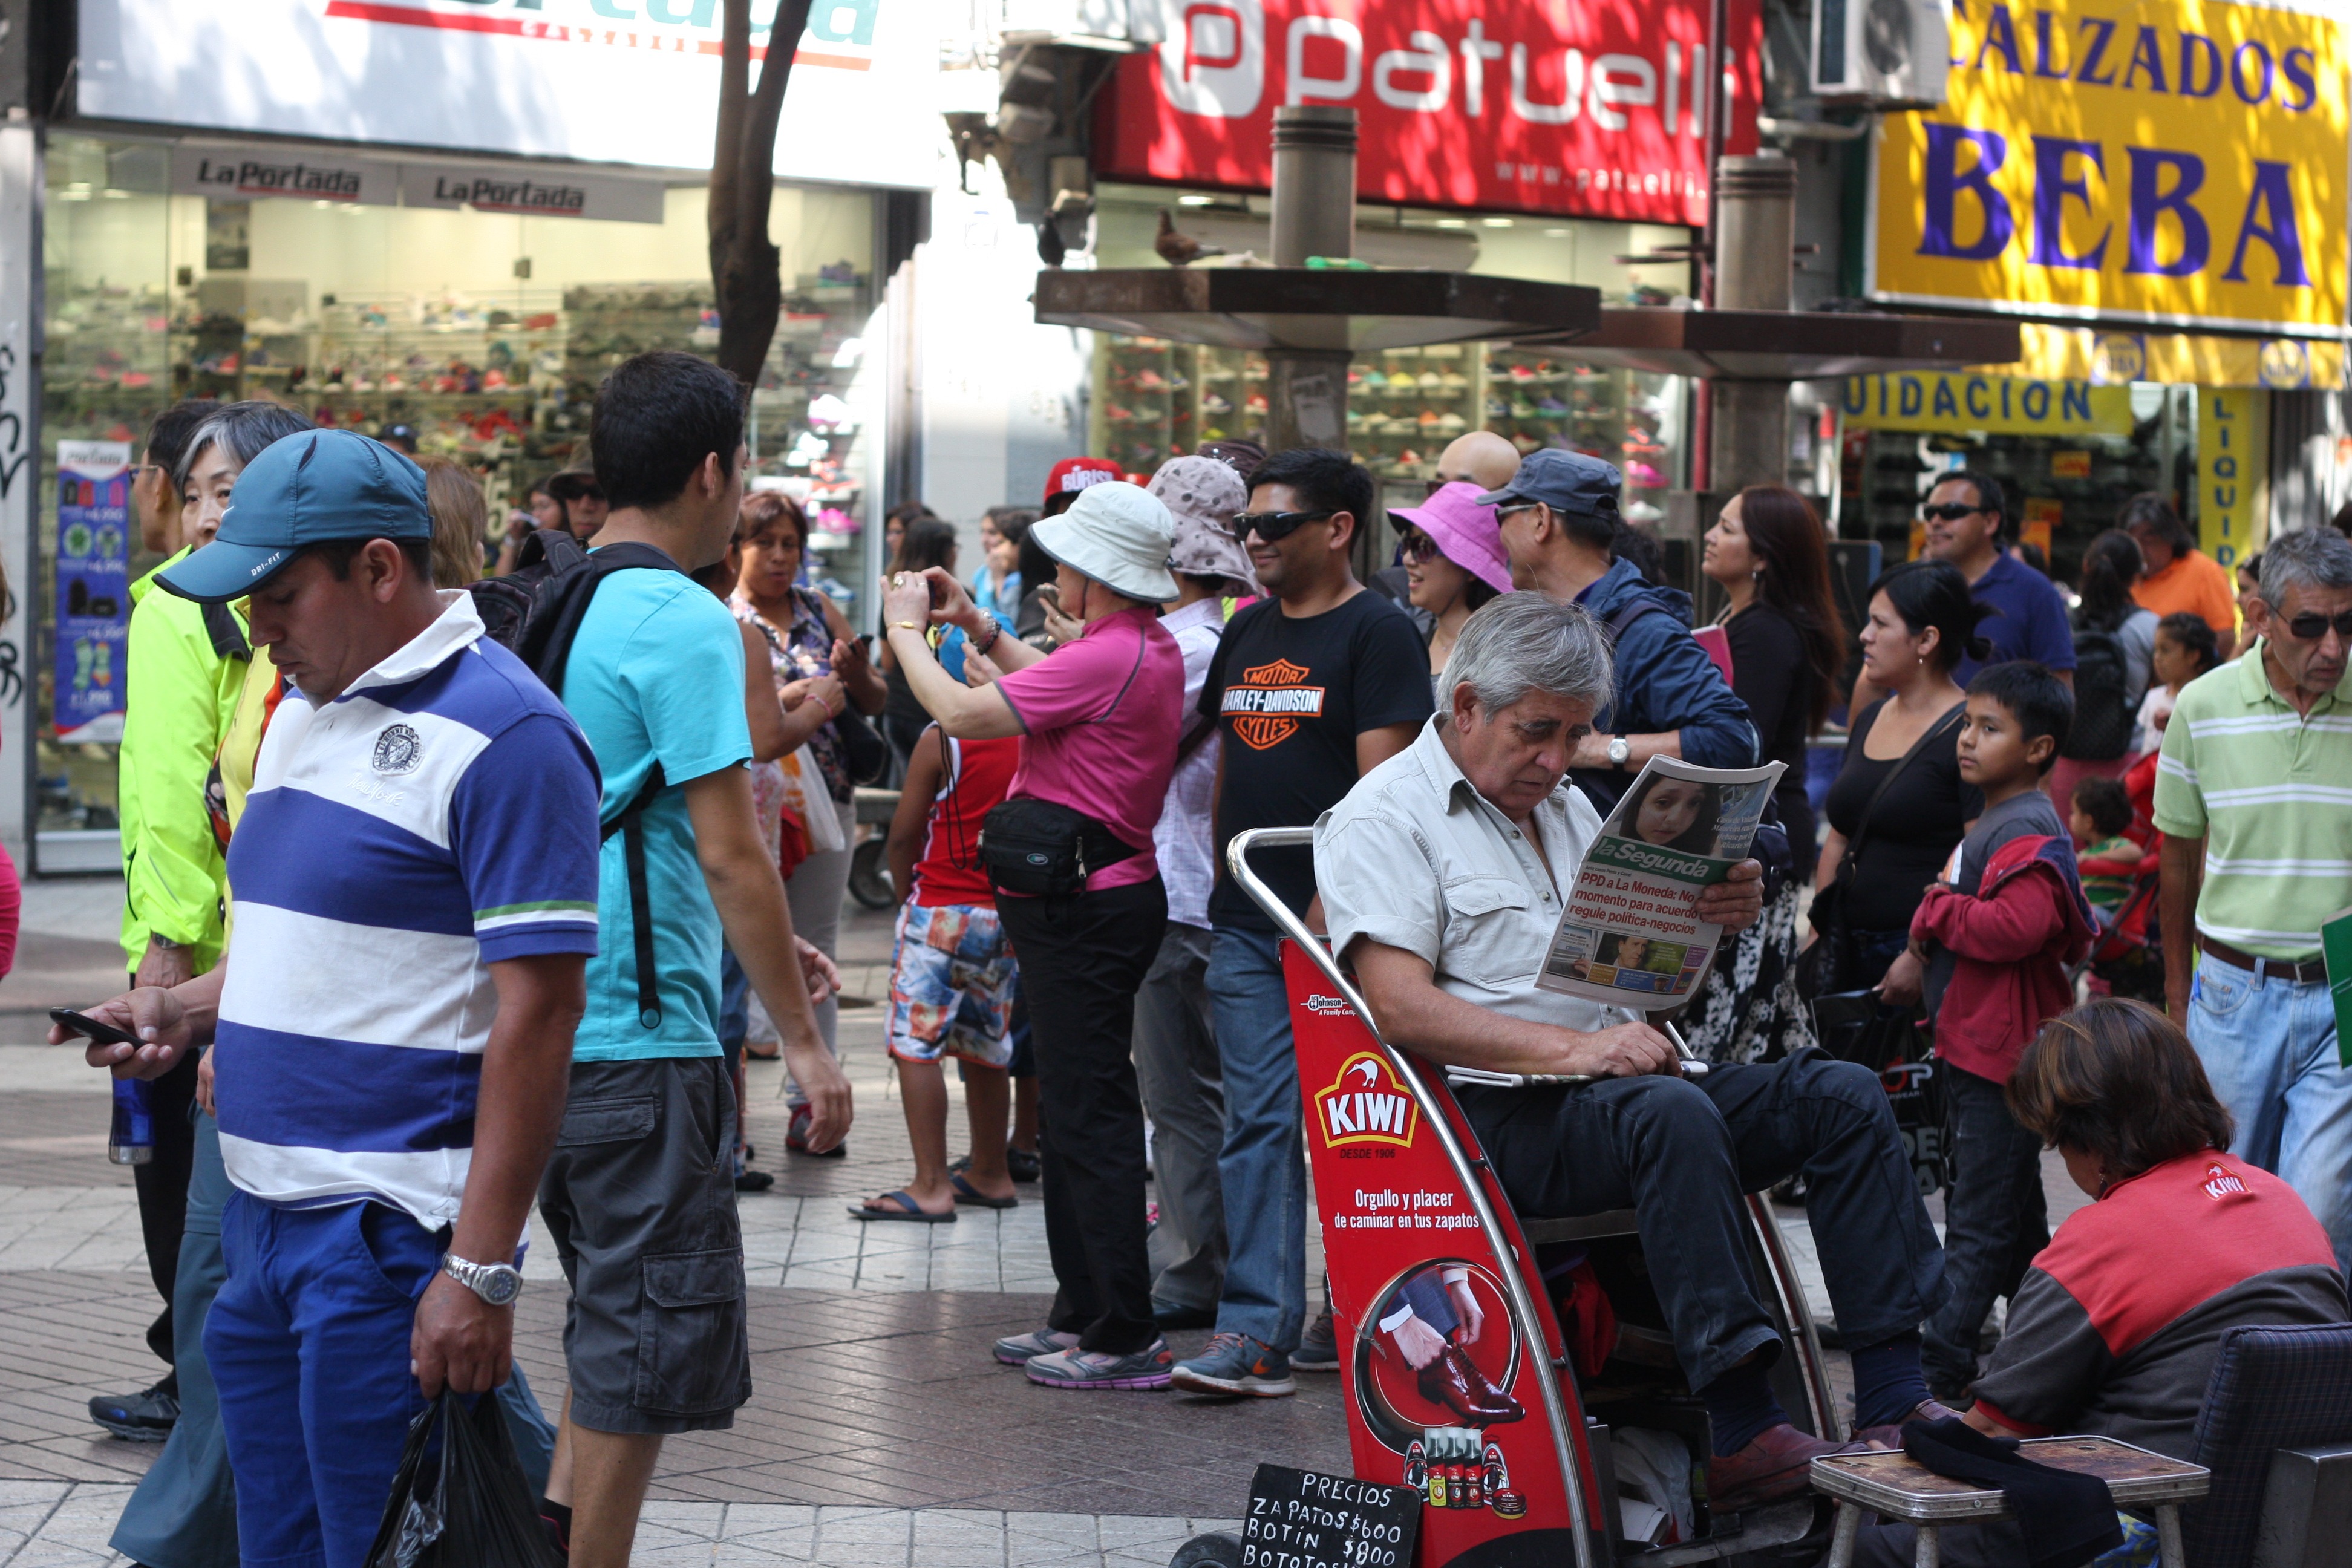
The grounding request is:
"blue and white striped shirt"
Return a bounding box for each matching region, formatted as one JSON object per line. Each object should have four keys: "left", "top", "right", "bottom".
{"left": 215, "top": 593, "right": 602, "bottom": 1227}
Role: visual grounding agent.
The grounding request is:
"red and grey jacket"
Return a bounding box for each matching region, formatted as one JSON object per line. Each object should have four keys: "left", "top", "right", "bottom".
{"left": 1973, "top": 1151, "right": 2345, "bottom": 1459}
{"left": 1911, "top": 832, "right": 2097, "bottom": 1083}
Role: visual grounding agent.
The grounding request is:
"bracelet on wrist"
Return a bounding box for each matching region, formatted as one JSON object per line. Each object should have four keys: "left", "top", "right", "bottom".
{"left": 970, "top": 617, "right": 1002, "bottom": 655}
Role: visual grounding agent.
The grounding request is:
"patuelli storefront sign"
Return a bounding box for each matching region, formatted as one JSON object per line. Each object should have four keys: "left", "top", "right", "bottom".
{"left": 1096, "top": 0, "right": 1762, "bottom": 223}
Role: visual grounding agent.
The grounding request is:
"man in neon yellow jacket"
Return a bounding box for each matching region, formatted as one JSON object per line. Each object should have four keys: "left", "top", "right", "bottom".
{"left": 96, "top": 401, "right": 307, "bottom": 1453}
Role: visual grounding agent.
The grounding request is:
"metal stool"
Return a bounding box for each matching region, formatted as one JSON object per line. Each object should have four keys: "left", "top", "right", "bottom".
{"left": 1812, "top": 1436, "right": 2210, "bottom": 1568}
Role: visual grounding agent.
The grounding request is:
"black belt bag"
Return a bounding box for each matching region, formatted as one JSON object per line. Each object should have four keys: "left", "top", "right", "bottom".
{"left": 978, "top": 797, "right": 1142, "bottom": 898}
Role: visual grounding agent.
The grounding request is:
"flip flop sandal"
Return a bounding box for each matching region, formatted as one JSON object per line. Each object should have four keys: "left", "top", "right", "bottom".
{"left": 950, "top": 1172, "right": 1018, "bottom": 1210}
{"left": 850, "top": 1191, "right": 956, "bottom": 1223}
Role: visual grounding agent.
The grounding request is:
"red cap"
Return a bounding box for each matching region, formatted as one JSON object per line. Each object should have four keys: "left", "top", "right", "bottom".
{"left": 1044, "top": 457, "right": 1122, "bottom": 505}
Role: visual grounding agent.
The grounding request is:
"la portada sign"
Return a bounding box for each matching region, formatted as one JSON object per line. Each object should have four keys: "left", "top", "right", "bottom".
{"left": 74, "top": 0, "right": 936, "bottom": 191}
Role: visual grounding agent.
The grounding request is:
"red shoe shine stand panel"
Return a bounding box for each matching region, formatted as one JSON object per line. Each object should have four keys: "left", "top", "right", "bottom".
{"left": 1282, "top": 941, "right": 1604, "bottom": 1568}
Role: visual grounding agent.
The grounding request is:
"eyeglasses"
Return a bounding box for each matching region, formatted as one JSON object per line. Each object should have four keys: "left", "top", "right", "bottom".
{"left": 1920, "top": 503, "right": 1985, "bottom": 523}
{"left": 1399, "top": 532, "right": 1442, "bottom": 564}
{"left": 2282, "top": 610, "right": 2352, "bottom": 641}
{"left": 1233, "top": 509, "right": 1335, "bottom": 542}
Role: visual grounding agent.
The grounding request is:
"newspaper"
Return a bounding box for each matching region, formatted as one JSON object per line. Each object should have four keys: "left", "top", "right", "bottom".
{"left": 1536, "top": 756, "right": 1788, "bottom": 1010}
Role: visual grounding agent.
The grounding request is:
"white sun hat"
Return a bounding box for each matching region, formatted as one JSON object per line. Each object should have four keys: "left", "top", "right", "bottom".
{"left": 1030, "top": 479, "right": 1180, "bottom": 604}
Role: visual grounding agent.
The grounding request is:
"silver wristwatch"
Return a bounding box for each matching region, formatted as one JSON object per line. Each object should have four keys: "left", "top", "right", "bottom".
{"left": 441, "top": 1252, "right": 523, "bottom": 1307}
{"left": 1606, "top": 736, "right": 1632, "bottom": 769}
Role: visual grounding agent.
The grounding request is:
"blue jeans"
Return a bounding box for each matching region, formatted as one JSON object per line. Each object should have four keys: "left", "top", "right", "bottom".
{"left": 2189, "top": 958, "right": 2352, "bottom": 1272}
{"left": 209, "top": 1195, "right": 443, "bottom": 1568}
{"left": 1207, "top": 926, "right": 1307, "bottom": 1354}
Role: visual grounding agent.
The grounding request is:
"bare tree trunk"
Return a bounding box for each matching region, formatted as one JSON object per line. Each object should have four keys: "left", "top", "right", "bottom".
{"left": 710, "top": 0, "right": 815, "bottom": 387}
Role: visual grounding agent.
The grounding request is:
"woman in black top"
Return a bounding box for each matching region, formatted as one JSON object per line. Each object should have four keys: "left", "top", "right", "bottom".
{"left": 1679, "top": 486, "right": 1849, "bottom": 1063}
{"left": 1816, "top": 560, "right": 1989, "bottom": 999}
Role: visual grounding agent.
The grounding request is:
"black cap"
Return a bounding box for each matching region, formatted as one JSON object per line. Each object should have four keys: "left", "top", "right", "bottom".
{"left": 1477, "top": 448, "right": 1624, "bottom": 520}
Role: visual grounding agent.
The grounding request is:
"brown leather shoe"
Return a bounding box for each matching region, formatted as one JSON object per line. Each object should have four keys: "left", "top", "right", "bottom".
{"left": 1705, "top": 1423, "right": 1872, "bottom": 1514}
{"left": 1443, "top": 1343, "right": 1526, "bottom": 1424}
{"left": 1417, "top": 1348, "right": 1518, "bottom": 1424}
{"left": 1855, "top": 1398, "right": 1966, "bottom": 1451}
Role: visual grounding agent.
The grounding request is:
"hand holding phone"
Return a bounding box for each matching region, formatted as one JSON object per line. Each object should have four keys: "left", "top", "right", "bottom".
{"left": 49, "top": 1007, "right": 140, "bottom": 1048}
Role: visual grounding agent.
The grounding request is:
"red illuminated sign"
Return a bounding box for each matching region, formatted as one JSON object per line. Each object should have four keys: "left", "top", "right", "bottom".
{"left": 1096, "top": 0, "right": 1762, "bottom": 224}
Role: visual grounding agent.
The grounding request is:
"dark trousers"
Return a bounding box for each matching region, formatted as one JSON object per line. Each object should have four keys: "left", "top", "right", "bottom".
{"left": 997, "top": 877, "right": 1168, "bottom": 1355}
{"left": 1922, "top": 1064, "right": 2048, "bottom": 1392}
{"left": 1462, "top": 1048, "right": 1946, "bottom": 1393}
{"left": 133, "top": 1039, "right": 203, "bottom": 1392}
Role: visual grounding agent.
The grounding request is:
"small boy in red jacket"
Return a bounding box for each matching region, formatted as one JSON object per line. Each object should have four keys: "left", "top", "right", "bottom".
{"left": 1904, "top": 661, "right": 2096, "bottom": 1402}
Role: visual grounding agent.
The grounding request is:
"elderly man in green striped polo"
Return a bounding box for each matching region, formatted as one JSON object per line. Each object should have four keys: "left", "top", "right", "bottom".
{"left": 2155, "top": 524, "right": 2352, "bottom": 1272}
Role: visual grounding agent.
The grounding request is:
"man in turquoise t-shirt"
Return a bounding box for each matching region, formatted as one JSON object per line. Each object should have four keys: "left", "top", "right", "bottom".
{"left": 535, "top": 353, "right": 852, "bottom": 1568}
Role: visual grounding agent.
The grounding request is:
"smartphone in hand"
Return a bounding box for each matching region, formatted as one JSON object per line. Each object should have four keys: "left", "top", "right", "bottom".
{"left": 49, "top": 1007, "right": 142, "bottom": 1048}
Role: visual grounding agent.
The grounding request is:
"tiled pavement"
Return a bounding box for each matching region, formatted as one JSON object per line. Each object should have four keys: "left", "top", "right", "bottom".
{"left": 0, "top": 887, "right": 1330, "bottom": 1565}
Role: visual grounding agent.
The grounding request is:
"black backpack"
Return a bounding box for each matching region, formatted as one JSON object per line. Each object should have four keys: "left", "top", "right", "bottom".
{"left": 470, "top": 528, "right": 683, "bottom": 1030}
{"left": 2063, "top": 615, "right": 2134, "bottom": 762}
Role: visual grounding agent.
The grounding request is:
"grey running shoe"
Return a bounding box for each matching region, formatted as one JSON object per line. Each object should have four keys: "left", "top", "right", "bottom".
{"left": 1025, "top": 1339, "right": 1175, "bottom": 1391}
{"left": 1293, "top": 1308, "right": 1341, "bottom": 1371}
{"left": 1170, "top": 1331, "right": 1297, "bottom": 1397}
{"left": 993, "top": 1327, "right": 1080, "bottom": 1366}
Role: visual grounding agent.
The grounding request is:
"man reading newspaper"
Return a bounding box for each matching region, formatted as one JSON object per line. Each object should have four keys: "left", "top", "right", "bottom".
{"left": 1314, "top": 594, "right": 1949, "bottom": 1512}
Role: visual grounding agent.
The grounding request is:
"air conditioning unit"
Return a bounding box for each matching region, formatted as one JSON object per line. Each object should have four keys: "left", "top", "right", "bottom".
{"left": 1812, "top": 0, "right": 1949, "bottom": 109}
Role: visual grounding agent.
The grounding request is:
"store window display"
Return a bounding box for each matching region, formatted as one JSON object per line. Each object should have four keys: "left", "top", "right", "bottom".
{"left": 35, "top": 132, "right": 887, "bottom": 845}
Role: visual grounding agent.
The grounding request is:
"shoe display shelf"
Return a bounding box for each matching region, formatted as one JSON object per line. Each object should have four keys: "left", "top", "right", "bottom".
{"left": 1091, "top": 335, "right": 1201, "bottom": 476}
{"left": 1484, "top": 347, "right": 1683, "bottom": 525}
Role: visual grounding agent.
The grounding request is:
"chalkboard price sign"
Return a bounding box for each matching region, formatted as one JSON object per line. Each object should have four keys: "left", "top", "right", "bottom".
{"left": 1242, "top": 1464, "right": 1421, "bottom": 1568}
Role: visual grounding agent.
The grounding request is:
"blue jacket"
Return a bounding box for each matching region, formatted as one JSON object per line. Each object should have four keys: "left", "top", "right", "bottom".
{"left": 1578, "top": 557, "right": 1757, "bottom": 769}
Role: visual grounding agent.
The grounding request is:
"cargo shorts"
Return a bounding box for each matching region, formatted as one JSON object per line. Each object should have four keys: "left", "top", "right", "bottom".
{"left": 537, "top": 1057, "right": 750, "bottom": 1435}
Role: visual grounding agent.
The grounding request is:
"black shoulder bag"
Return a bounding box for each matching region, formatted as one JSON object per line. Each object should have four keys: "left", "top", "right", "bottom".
{"left": 1798, "top": 700, "right": 1965, "bottom": 999}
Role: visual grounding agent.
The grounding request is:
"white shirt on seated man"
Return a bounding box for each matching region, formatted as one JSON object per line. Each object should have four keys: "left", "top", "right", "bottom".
{"left": 1313, "top": 590, "right": 1952, "bottom": 1515}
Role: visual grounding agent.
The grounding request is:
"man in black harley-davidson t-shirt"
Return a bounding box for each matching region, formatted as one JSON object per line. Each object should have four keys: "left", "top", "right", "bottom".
{"left": 1169, "top": 448, "right": 1431, "bottom": 1401}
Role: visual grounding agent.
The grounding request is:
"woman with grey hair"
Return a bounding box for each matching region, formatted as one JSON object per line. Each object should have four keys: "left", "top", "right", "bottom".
{"left": 173, "top": 402, "right": 315, "bottom": 555}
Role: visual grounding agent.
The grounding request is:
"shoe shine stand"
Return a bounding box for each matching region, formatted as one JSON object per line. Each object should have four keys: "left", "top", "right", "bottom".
{"left": 1172, "top": 828, "right": 1835, "bottom": 1568}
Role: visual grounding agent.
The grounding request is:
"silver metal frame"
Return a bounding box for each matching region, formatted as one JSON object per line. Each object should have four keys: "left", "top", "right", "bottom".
{"left": 1226, "top": 826, "right": 1599, "bottom": 1568}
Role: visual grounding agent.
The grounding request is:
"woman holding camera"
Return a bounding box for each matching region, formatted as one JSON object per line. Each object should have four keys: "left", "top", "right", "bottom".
{"left": 880, "top": 480, "right": 1185, "bottom": 1393}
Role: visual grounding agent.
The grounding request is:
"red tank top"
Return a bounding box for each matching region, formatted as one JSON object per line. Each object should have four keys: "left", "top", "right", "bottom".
{"left": 913, "top": 735, "right": 1020, "bottom": 907}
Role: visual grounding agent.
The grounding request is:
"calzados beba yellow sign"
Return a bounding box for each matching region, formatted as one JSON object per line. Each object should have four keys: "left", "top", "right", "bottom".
{"left": 1872, "top": 0, "right": 2348, "bottom": 334}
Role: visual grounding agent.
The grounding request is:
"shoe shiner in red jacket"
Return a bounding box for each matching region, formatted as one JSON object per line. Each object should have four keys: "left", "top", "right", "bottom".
{"left": 1904, "top": 662, "right": 2097, "bottom": 1402}
{"left": 1847, "top": 999, "right": 2346, "bottom": 1568}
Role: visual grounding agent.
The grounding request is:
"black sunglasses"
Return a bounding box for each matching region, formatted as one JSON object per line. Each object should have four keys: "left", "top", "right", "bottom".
{"left": 1920, "top": 502, "right": 1984, "bottom": 522}
{"left": 1399, "top": 531, "right": 1442, "bottom": 564}
{"left": 1234, "top": 508, "right": 1336, "bottom": 542}
{"left": 2283, "top": 610, "right": 2352, "bottom": 641}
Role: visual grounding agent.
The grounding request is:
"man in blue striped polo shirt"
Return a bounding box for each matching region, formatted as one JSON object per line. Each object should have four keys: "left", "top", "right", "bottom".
{"left": 60, "top": 428, "right": 603, "bottom": 1568}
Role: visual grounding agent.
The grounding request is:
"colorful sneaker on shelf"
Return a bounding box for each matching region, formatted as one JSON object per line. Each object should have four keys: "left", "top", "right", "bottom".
{"left": 1104, "top": 405, "right": 1137, "bottom": 423}
{"left": 1486, "top": 397, "right": 1510, "bottom": 419}
{"left": 1416, "top": 370, "right": 1444, "bottom": 388}
{"left": 1435, "top": 412, "right": 1467, "bottom": 433}
{"left": 1438, "top": 371, "right": 1469, "bottom": 390}
{"left": 1245, "top": 393, "right": 1270, "bottom": 414}
{"left": 994, "top": 1327, "right": 1082, "bottom": 1365}
{"left": 1171, "top": 1333, "right": 1297, "bottom": 1398}
{"left": 1625, "top": 461, "right": 1667, "bottom": 488}
{"left": 1387, "top": 370, "right": 1417, "bottom": 389}
{"left": 1025, "top": 1339, "right": 1175, "bottom": 1391}
{"left": 1417, "top": 410, "right": 1442, "bottom": 429}
{"left": 1134, "top": 368, "right": 1168, "bottom": 391}
{"left": 1203, "top": 391, "right": 1233, "bottom": 414}
{"left": 1510, "top": 399, "right": 1539, "bottom": 419}
{"left": 1535, "top": 396, "right": 1569, "bottom": 414}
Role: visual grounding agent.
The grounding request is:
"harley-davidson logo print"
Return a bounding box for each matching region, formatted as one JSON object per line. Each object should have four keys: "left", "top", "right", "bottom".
{"left": 1221, "top": 658, "right": 1325, "bottom": 750}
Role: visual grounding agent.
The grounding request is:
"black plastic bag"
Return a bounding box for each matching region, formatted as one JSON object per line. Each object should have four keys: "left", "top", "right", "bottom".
{"left": 365, "top": 1390, "right": 561, "bottom": 1568}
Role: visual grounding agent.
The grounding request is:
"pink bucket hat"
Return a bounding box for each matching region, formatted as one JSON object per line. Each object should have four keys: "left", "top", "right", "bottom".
{"left": 1388, "top": 481, "right": 1512, "bottom": 595}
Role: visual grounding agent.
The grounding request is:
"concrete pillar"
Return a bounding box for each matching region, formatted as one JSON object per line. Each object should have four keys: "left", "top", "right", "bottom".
{"left": 1266, "top": 106, "right": 1356, "bottom": 452}
{"left": 1707, "top": 153, "right": 1797, "bottom": 492}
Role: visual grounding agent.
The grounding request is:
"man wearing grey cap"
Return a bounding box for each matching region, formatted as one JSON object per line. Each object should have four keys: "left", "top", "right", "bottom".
{"left": 56, "top": 428, "right": 604, "bottom": 1568}
{"left": 1485, "top": 448, "right": 1756, "bottom": 801}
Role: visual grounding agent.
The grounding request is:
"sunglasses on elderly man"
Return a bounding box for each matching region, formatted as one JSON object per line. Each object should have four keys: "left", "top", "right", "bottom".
{"left": 2282, "top": 609, "right": 2352, "bottom": 641}
{"left": 1233, "top": 508, "right": 1336, "bottom": 542}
